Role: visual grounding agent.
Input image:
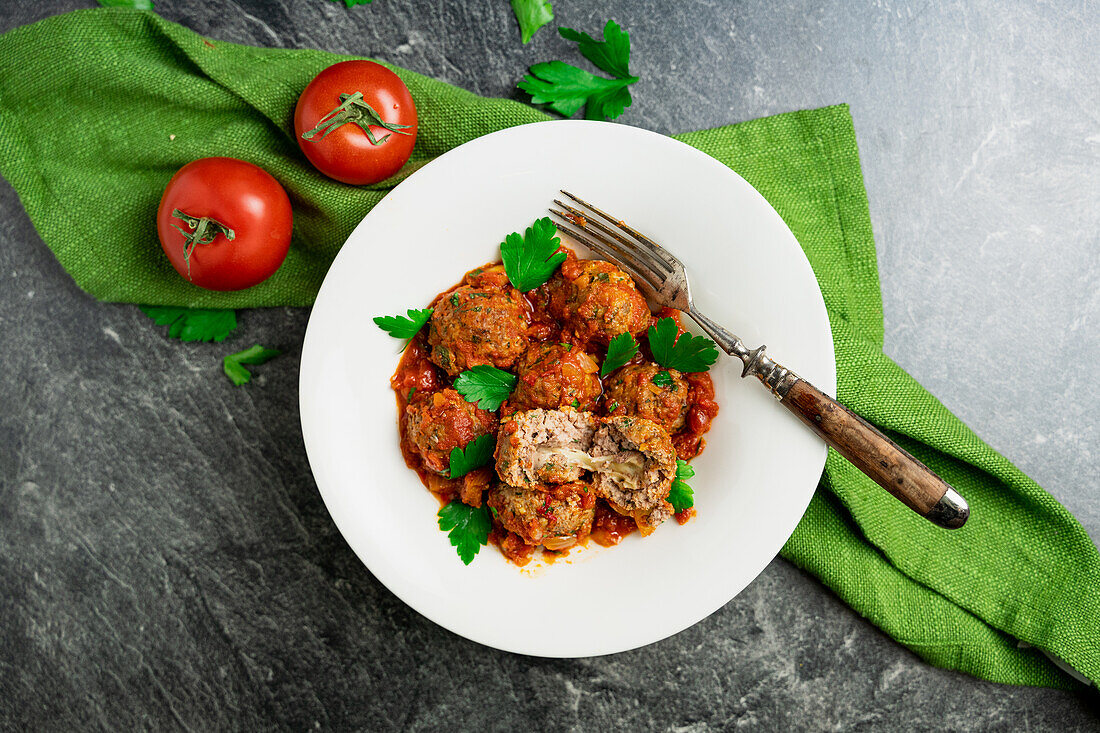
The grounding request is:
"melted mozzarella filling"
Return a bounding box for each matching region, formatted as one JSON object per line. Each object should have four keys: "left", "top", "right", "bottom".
{"left": 534, "top": 446, "right": 644, "bottom": 488}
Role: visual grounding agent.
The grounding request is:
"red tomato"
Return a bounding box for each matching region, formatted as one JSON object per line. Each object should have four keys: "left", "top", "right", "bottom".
{"left": 157, "top": 158, "right": 292, "bottom": 291}
{"left": 294, "top": 60, "right": 418, "bottom": 185}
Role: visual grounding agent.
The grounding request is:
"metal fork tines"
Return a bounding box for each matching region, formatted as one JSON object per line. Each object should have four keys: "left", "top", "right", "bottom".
{"left": 550, "top": 192, "right": 680, "bottom": 305}
{"left": 549, "top": 190, "right": 777, "bottom": 388}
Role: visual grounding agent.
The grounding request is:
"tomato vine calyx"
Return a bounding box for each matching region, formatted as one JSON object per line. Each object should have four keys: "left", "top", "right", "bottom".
{"left": 301, "top": 91, "right": 412, "bottom": 145}
{"left": 170, "top": 209, "right": 236, "bottom": 281}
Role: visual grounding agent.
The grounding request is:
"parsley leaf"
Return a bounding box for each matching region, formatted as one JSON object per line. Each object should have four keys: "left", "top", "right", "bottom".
{"left": 600, "top": 332, "right": 639, "bottom": 376}
{"left": 139, "top": 306, "right": 237, "bottom": 342}
{"left": 500, "top": 217, "right": 567, "bottom": 291}
{"left": 437, "top": 500, "right": 491, "bottom": 565}
{"left": 651, "top": 370, "right": 673, "bottom": 388}
{"left": 648, "top": 317, "right": 719, "bottom": 373}
{"left": 97, "top": 0, "right": 155, "bottom": 8}
{"left": 511, "top": 0, "right": 553, "bottom": 44}
{"left": 373, "top": 308, "right": 433, "bottom": 340}
{"left": 668, "top": 460, "right": 695, "bottom": 512}
{"left": 518, "top": 20, "right": 638, "bottom": 121}
{"left": 454, "top": 365, "right": 517, "bottom": 411}
{"left": 519, "top": 62, "right": 635, "bottom": 121}
{"left": 223, "top": 344, "right": 280, "bottom": 386}
{"left": 448, "top": 433, "right": 496, "bottom": 479}
{"left": 585, "top": 85, "right": 633, "bottom": 122}
{"left": 559, "top": 20, "right": 631, "bottom": 79}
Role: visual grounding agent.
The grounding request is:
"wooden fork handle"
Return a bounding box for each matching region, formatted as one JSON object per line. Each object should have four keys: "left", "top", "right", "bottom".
{"left": 779, "top": 377, "right": 969, "bottom": 528}
{"left": 684, "top": 306, "right": 968, "bottom": 528}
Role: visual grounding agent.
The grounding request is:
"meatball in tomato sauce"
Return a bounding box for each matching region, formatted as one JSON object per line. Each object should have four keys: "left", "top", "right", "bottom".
{"left": 590, "top": 416, "right": 677, "bottom": 536}
{"left": 462, "top": 262, "right": 511, "bottom": 290}
{"left": 427, "top": 285, "right": 528, "bottom": 376}
{"left": 405, "top": 388, "right": 498, "bottom": 475}
{"left": 487, "top": 481, "right": 596, "bottom": 548}
{"left": 495, "top": 408, "right": 599, "bottom": 486}
{"left": 544, "top": 257, "right": 650, "bottom": 345}
{"left": 509, "top": 342, "right": 602, "bottom": 412}
{"left": 604, "top": 362, "right": 690, "bottom": 433}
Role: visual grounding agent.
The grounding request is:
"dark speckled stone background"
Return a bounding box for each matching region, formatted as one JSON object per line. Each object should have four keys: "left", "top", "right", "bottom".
{"left": 1, "top": 1, "right": 1098, "bottom": 730}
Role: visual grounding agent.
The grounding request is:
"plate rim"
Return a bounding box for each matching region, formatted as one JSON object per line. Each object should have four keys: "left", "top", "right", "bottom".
{"left": 299, "top": 119, "right": 836, "bottom": 657}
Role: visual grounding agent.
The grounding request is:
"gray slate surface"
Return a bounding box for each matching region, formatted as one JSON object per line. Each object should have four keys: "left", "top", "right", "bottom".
{"left": 1, "top": 0, "right": 1097, "bottom": 730}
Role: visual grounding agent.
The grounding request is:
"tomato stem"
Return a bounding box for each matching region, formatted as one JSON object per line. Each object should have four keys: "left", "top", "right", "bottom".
{"left": 170, "top": 209, "right": 235, "bottom": 281}
{"left": 300, "top": 91, "right": 412, "bottom": 145}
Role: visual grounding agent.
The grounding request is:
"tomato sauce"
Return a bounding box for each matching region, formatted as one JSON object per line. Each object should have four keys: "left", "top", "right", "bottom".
{"left": 590, "top": 501, "right": 639, "bottom": 547}
{"left": 674, "top": 507, "right": 697, "bottom": 525}
{"left": 674, "top": 372, "right": 719, "bottom": 461}
{"left": 489, "top": 529, "right": 536, "bottom": 566}
{"left": 391, "top": 336, "right": 461, "bottom": 504}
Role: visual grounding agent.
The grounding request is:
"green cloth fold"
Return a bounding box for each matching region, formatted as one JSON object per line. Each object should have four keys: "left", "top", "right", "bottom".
{"left": 1, "top": 9, "right": 1097, "bottom": 689}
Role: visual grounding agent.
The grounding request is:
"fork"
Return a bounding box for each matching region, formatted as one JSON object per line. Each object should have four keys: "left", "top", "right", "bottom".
{"left": 550, "top": 191, "right": 969, "bottom": 529}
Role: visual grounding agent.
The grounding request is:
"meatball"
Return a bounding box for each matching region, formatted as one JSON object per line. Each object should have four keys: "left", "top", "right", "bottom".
{"left": 495, "top": 408, "right": 598, "bottom": 486}
{"left": 427, "top": 285, "right": 528, "bottom": 376}
{"left": 509, "top": 342, "right": 602, "bottom": 412}
{"left": 589, "top": 416, "right": 676, "bottom": 536}
{"left": 546, "top": 259, "right": 650, "bottom": 345}
{"left": 405, "top": 388, "right": 498, "bottom": 476}
{"left": 462, "top": 262, "right": 511, "bottom": 290}
{"left": 487, "top": 481, "right": 596, "bottom": 547}
{"left": 604, "top": 362, "right": 690, "bottom": 433}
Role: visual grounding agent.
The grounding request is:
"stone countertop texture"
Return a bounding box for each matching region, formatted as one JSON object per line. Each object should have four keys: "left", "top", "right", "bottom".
{"left": 1, "top": 0, "right": 1097, "bottom": 730}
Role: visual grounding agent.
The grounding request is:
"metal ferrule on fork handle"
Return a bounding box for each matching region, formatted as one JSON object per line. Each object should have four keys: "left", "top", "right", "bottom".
{"left": 689, "top": 306, "right": 798, "bottom": 399}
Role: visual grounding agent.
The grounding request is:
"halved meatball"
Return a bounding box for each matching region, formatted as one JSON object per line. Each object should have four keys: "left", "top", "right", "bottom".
{"left": 495, "top": 408, "right": 599, "bottom": 486}
{"left": 487, "top": 481, "right": 596, "bottom": 547}
{"left": 509, "top": 342, "right": 602, "bottom": 412}
{"left": 604, "top": 362, "right": 690, "bottom": 433}
{"left": 590, "top": 416, "right": 676, "bottom": 536}
{"left": 405, "top": 388, "right": 498, "bottom": 476}
{"left": 427, "top": 285, "right": 528, "bottom": 376}
{"left": 546, "top": 259, "right": 650, "bottom": 345}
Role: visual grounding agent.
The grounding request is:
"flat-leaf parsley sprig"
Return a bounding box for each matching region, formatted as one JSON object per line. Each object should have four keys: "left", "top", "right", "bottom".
{"left": 448, "top": 433, "right": 496, "bottom": 479}
{"left": 500, "top": 217, "right": 567, "bottom": 292}
{"left": 454, "top": 365, "right": 517, "bottom": 411}
{"left": 139, "top": 306, "right": 237, "bottom": 343}
{"left": 600, "top": 332, "right": 639, "bottom": 376}
{"left": 374, "top": 308, "right": 433, "bottom": 344}
{"left": 647, "top": 317, "right": 718, "bottom": 373}
{"left": 437, "top": 500, "right": 491, "bottom": 565}
{"left": 511, "top": 0, "right": 554, "bottom": 44}
{"left": 223, "top": 345, "right": 280, "bottom": 386}
{"left": 519, "top": 20, "right": 638, "bottom": 121}
{"left": 560, "top": 22, "right": 631, "bottom": 79}
{"left": 668, "top": 459, "right": 695, "bottom": 512}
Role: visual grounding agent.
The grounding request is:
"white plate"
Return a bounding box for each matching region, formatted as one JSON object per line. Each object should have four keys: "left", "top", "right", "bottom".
{"left": 299, "top": 120, "right": 836, "bottom": 657}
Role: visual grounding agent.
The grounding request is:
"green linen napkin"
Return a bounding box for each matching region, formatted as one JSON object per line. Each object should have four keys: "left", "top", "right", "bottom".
{"left": 1, "top": 9, "right": 1097, "bottom": 689}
